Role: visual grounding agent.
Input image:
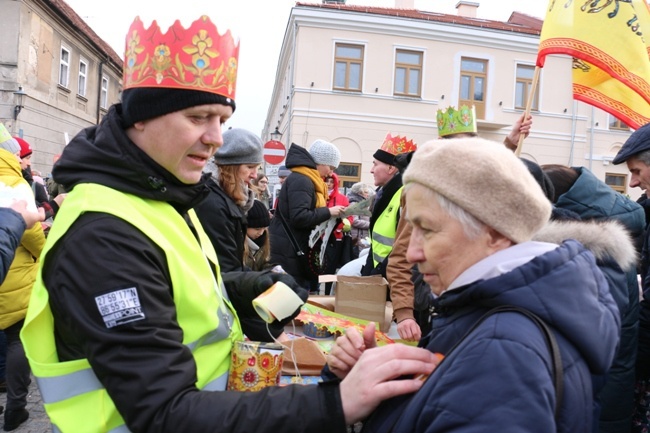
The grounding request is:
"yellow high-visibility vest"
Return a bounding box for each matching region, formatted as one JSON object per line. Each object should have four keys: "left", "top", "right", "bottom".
{"left": 370, "top": 186, "right": 403, "bottom": 267}
{"left": 22, "top": 183, "right": 242, "bottom": 433}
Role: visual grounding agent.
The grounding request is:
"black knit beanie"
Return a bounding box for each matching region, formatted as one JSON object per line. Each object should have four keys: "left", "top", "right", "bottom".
{"left": 520, "top": 158, "right": 555, "bottom": 203}
{"left": 247, "top": 200, "right": 270, "bottom": 228}
{"left": 121, "top": 87, "right": 236, "bottom": 127}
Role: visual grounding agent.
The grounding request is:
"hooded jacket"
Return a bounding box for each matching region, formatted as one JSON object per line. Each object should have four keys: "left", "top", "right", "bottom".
{"left": 552, "top": 166, "right": 644, "bottom": 432}
{"left": 535, "top": 219, "right": 637, "bottom": 432}
{"left": 367, "top": 240, "right": 620, "bottom": 433}
{"left": 269, "top": 144, "right": 331, "bottom": 283}
{"left": 0, "top": 149, "right": 45, "bottom": 329}
{"left": 34, "top": 107, "right": 346, "bottom": 433}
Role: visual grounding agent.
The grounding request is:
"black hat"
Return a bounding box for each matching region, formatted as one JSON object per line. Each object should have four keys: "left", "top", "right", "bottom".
{"left": 613, "top": 122, "right": 650, "bottom": 164}
{"left": 247, "top": 200, "right": 270, "bottom": 228}
{"left": 121, "top": 88, "right": 236, "bottom": 127}
{"left": 520, "top": 158, "right": 555, "bottom": 202}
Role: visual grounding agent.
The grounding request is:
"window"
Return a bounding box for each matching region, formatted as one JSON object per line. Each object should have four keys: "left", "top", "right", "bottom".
{"left": 605, "top": 173, "right": 626, "bottom": 194}
{"left": 515, "top": 64, "right": 539, "bottom": 111}
{"left": 333, "top": 44, "right": 363, "bottom": 92}
{"left": 609, "top": 115, "right": 630, "bottom": 131}
{"left": 394, "top": 50, "right": 422, "bottom": 97}
{"left": 59, "top": 47, "right": 70, "bottom": 88}
{"left": 459, "top": 57, "right": 487, "bottom": 118}
{"left": 100, "top": 76, "right": 108, "bottom": 109}
{"left": 78, "top": 59, "right": 88, "bottom": 97}
{"left": 335, "top": 163, "right": 361, "bottom": 190}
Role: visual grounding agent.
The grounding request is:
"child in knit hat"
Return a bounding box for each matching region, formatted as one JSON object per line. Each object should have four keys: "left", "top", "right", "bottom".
{"left": 244, "top": 199, "right": 272, "bottom": 271}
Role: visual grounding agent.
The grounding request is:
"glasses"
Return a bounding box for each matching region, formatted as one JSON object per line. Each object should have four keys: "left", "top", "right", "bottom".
{"left": 259, "top": 180, "right": 269, "bottom": 185}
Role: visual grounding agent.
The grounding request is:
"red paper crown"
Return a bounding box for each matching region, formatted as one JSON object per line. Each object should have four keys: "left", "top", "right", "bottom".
{"left": 123, "top": 16, "right": 239, "bottom": 101}
{"left": 380, "top": 133, "right": 417, "bottom": 155}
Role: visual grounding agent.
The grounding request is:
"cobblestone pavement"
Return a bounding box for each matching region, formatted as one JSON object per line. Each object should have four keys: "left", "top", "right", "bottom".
{"left": 0, "top": 376, "right": 51, "bottom": 433}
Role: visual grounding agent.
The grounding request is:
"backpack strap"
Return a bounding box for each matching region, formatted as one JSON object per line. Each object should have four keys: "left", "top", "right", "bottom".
{"left": 448, "top": 305, "right": 563, "bottom": 418}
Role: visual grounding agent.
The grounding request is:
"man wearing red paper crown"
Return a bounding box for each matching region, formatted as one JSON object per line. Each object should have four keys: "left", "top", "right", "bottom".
{"left": 359, "top": 133, "right": 417, "bottom": 279}
{"left": 20, "top": 15, "right": 438, "bottom": 433}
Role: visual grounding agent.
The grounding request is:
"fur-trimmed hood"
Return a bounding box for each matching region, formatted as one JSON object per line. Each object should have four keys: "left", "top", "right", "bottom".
{"left": 533, "top": 219, "right": 637, "bottom": 272}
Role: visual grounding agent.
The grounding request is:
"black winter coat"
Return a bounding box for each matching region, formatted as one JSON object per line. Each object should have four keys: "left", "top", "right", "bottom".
{"left": 194, "top": 178, "right": 246, "bottom": 273}
{"left": 269, "top": 144, "right": 330, "bottom": 284}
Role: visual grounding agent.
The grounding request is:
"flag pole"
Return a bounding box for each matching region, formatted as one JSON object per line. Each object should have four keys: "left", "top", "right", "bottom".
{"left": 515, "top": 66, "right": 541, "bottom": 157}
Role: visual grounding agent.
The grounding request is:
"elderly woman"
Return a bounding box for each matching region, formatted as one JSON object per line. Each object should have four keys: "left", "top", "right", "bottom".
{"left": 326, "top": 138, "right": 620, "bottom": 432}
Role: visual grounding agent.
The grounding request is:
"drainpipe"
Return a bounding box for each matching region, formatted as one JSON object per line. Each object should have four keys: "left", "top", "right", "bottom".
{"left": 96, "top": 60, "right": 105, "bottom": 124}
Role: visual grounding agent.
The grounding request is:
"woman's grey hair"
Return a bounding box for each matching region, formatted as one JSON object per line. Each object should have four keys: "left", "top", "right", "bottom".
{"left": 405, "top": 183, "right": 486, "bottom": 240}
{"left": 350, "top": 182, "right": 375, "bottom": 198}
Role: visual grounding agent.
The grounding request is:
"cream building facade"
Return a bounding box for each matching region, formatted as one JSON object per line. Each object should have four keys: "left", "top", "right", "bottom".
{"left": 0, "top": 0, "right": 122, "bottom": 176}
{"left": 264, "top": 1, "right": 636, "bottom": 198}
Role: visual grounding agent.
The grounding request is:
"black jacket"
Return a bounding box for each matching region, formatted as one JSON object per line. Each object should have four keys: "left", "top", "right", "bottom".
{"left": 43, "top": 106, "right": 346, "bottom": 433}
{"left": 269, "top": 144, "right": 331, "bottom": 284}
{"left": 194, "top": 178, "right": 247, "bottom": 273}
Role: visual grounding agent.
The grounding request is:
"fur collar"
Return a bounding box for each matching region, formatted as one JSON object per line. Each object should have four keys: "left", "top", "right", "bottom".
{"left": 533, "top": 219, "right": 637, "bottom": 271}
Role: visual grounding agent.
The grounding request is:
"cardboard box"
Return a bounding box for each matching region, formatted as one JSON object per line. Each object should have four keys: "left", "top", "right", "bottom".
{"left": 307, "top": 295, "right": 335, "bottom": 312}
{"left": 333, "top": 275, "right": 391, "bottom": 332}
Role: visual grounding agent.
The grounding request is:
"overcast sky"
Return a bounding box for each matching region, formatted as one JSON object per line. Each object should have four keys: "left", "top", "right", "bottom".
{"left": 62, "top": 0, "right": 548, "bottom": 135}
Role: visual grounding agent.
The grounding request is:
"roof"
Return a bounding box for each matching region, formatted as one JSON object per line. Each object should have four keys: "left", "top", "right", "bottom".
{"left": 295, "top": 2, "right": 543, "bottom": 36}
{"left": 45, "top": 0, "right": 123, "bottom": 69}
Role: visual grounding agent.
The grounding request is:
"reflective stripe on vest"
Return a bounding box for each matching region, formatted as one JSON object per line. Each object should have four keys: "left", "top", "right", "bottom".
{"left": 22, "top": 183, "right": 243, "bottom": 433}
{"left": 370, "top": 186, "right": 403, "bottom": 267}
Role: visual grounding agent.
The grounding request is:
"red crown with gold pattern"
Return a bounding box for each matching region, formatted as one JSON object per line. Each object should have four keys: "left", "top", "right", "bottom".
{"left": 380, "top": 133, "right": 417, "bottom": 155}
{"left": 123, "top": 16, "right": 239, "bottom": 101}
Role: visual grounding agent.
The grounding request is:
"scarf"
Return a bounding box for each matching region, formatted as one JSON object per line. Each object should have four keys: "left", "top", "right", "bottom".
{"left": 291, "top": 166, "right": 328, "bottom": 208}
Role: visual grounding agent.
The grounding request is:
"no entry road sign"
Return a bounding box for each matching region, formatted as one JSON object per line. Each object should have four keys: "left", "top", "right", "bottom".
{"left": 263, "top": 140, "right": 286, "bottom": 165}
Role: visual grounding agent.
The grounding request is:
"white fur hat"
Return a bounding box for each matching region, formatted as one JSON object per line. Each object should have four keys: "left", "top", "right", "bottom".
{"left": 403, "top": 138, "right": 551, "bottom": 243}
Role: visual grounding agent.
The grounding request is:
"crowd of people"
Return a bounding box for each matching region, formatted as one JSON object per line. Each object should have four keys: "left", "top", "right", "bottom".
{"left": 0, "top": 11, "right": 649, "bottom": 433}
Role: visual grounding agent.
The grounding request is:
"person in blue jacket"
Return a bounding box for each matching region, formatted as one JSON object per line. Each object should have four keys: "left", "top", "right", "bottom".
{"left": 0, "top": 201, "right": 43, "bottom": 286}
{"left": 542, "top": 164, "right": 645, "bottom": 433}
{"left": 327, "top": 137, "right": 620, "bottom": 433}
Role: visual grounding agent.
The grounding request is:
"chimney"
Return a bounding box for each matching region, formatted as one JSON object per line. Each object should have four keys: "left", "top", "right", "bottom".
{"left": 395, "top": 0, "right": 415, "bottom": 8}
{"left": 455, "top": 1, "right": 479, "bottom": 18}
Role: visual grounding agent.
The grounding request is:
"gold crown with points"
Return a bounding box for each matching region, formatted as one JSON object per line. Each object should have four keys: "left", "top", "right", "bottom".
{"left": 123, "top": 16, "right": 239, "bottom": 101}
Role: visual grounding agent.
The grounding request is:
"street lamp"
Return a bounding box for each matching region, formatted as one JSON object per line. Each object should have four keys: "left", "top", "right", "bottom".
{"left": 270, "top": 127, "right": 282, "bottom": 142}
{"left": 13, "top": 86, "right": 27, "bottom": 120}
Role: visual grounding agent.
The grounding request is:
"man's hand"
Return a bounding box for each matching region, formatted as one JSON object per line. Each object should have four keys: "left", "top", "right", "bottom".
{"left": 222, "top": 271, "right": 308, "bottom": 324}
{"left": 10, "top": 200, "right": 45, "bottom": 228}
{"left": 397, "top": 318, "right": 422, "bottom": 342}
{"left": 339, "top": 344, "right": 441, "bottom": 425}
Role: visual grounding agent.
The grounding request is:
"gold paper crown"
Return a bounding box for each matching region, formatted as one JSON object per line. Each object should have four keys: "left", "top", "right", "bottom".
{"left": 380, "top": 132, "right": 417, "bottom": 155}
{"left": 436, "top": 105, "right": 477, "bottom": 137}
{"left": 123, "top": 16, "right": 239, "bottom": 100}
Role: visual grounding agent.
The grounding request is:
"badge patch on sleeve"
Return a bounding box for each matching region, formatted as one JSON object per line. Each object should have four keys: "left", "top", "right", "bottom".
{"left": 95, "top": 287, "right": 145, "bottom": 328}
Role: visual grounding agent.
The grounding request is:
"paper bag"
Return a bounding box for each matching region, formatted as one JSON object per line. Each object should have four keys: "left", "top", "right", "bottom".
{"left": 335, "top": 275, "right": 389, "bottom": 332}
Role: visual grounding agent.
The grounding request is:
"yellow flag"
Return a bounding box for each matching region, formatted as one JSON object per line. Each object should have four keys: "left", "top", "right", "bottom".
{"left": 537, "top": 0, "right": 650, "bottom": 129}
